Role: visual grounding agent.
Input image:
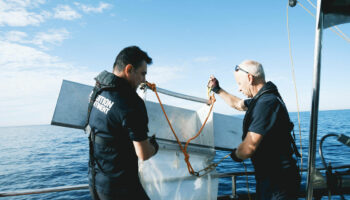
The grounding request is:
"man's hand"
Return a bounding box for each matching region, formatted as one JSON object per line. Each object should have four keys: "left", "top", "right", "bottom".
{"left": 230, "top": 148, "right": 243, "bottom": 162}
{"left": 208, "top": 75, "right": 221, "bottom": 94}
{"left": 149, "top": 135, "right": 159, "bottom": 155}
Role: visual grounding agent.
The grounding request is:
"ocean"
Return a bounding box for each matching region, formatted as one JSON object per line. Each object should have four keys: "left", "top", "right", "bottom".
{"left": 0, "top": 109, "right": 349, "bottom": 199}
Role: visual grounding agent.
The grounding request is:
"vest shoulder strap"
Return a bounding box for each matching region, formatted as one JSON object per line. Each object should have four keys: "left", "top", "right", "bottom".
{"left": 85, "top": 84, "right": 102, "bottom": 128}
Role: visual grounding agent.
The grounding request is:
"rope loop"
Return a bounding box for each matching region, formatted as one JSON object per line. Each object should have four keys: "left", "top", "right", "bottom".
{"left": 145, "top": 81, "right": 216, "bottom": 176}
{"left": 146, "top": 82, "right": 157, "bottom": 92}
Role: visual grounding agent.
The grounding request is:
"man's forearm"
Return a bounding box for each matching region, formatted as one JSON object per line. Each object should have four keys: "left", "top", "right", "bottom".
{"left": 217, "top": 89, "right": 245, "bottom": 111}
{"left": 133, "top": 140, "right": 157, "bottom": 161}
{"left": 236, "top": 144, "right": 252, "bottom": 160}
{"left": 235, "top": 131, "right": 263, "bottom": 160}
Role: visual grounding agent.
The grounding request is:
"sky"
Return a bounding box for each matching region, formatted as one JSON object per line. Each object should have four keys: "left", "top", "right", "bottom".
{"left": 0, "top": 0, "right": 349, "bottom": 127}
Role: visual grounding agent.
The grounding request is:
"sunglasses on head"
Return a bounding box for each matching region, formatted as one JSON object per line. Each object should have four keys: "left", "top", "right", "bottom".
{"left": 235, "top": 65, "right": 251, "bottom": 75}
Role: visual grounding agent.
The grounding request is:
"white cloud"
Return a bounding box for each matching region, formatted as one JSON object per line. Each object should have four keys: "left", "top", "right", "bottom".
{"left": 0, "top": 41, "right": 97, "bottom": 126}
{"left": 0, "top": 41, "right": 96, "bottom": 79}
{"left": 0, "top": 41, "right": 59, "bottom": 70}
{"left": 3, "top": 0, "right": 46, "bottom": 8}
{"left": 75, "top": 2, "right": 112, "bottom": 13}
{"left": 32, "top": 29, "right": 70, "bottom": 49}
{"left": 1, "top": 29, "right": 70, "bottom": 49}
{"left": 0, "top": 9, "right": 45, "bottom": 27}
{"left": 3, "top": 31, "right": 28, "bottom": 42}
{"left": 0, "top": 0, "right": 46, "bottom": 26}
{"left": 54, "top": 5, "right": 81, "bottom": 20}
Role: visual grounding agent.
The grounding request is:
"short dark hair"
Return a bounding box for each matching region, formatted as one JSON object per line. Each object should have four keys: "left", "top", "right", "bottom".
{"left": 113, "top": 46, "right": 152, "bottom": 71}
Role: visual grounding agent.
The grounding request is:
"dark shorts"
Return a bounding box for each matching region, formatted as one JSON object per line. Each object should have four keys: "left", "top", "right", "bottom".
{"left": 256, "top": 167, "right": 301, "bottom": 200}
{"left": 89, "top": 185, "right": 150, "bottom": 200}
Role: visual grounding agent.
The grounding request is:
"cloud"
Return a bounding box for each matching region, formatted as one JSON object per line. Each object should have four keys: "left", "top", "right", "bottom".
{"left": 3, "top": 0, "right": 46, "bottom": 8}
{"left": 54, "top": 5, "right": 81, "bottom": 20}
{"left": 0, "top": 41, "right": 98, "bottom": 126}
{"left": 0, "top": 41, "right": 60, "bottom": 70}
{"left": 3, "top": 31, "right": 28, "bottom": 42}
{"left": 75, "top": 2, "right": 112, "bottom": 13}
{"left": 0, "top": 1, "right": 89, "bottom": 26}
{"left": 0, "top": 40, "right": 96, "bottom": 81}
{"left": 1, "top": 29, "right": 70, "bottom": 49}
{"left": 0, "top": 0, "right": 46, "bottom": 26}
{"left": 32, "top": 29, "right": 70, "bottom": 49}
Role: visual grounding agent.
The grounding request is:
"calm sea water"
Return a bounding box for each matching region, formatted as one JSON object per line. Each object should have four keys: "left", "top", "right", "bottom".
{"left": 0, "top": 109, "right": 349, "bottom": 199}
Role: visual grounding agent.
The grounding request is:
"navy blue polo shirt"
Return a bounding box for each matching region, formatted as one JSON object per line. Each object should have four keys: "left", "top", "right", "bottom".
{"left": 244, "top": 93, "right": 294, "bottom": 179}
{"left": 88, "top": 75, "right": 149, "bottom": 197}
{"left": 244, "top": 94, "right": 281, "bottom": 136}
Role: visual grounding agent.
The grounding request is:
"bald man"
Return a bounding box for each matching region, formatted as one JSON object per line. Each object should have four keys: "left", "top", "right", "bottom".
{"left": 208, "top": 60, "right": 301, "bottom": 200}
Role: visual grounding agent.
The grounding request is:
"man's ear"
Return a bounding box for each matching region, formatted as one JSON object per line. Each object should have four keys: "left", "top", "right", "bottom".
{"left": 124, "top": 64, "right": 133, "bottom": 77}
{"left": 248, "top": 74, "right": 254, "bottom": 85}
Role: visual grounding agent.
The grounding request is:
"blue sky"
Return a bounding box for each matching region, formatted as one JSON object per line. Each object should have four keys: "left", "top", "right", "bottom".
{"left": 0, "top": 0, "right": 349, "bottom": 126}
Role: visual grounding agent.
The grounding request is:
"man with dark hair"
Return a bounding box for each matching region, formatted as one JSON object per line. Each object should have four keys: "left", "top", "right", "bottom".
{"left": 87, "top": 46, "right": 158, "bottom": 200}
{"left": 113, "top": 46, "right": 153, "bottom": 73}
{"left": 208, "top": 60, "right": 301, "bottom": 200}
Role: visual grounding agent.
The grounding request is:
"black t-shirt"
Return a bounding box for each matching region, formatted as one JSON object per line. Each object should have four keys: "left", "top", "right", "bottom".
{"left": 88, "top": 76, "right": 149, "bottom": 196}
{"left": 244, "top": 92, "right": 295, "bottom": 179}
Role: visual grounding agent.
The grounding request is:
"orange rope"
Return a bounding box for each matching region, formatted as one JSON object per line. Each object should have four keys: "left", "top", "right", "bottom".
{"left": 184, "top": 95, "right": 215, "bottom": 152}
{"left": 146, "top": 82, "right": 215, "bottom": 175}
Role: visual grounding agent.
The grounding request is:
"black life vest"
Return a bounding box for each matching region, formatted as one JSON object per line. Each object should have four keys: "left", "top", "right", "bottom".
{"left": 85, "top": 70, "right": 119, "bottom": 198}
{"left": 242, "top": 81, "right": 301, "bottom": 158}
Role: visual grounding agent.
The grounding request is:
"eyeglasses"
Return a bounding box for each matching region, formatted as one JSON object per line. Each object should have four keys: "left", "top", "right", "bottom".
{"left": 235, "top": 65, "right": 251, "bottom": 75}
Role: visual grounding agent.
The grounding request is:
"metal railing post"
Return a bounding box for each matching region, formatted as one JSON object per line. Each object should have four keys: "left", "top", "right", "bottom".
{"left": 231, "top": 175, "right": 237, "bottom": 198}
{"left": 306, "top": 0, "right": 323, "bottom": 199}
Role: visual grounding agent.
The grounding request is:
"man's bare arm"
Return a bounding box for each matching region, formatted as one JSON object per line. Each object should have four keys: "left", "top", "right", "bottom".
{"left": 217, "top": 88, "right": 247, "bottom": 111}
{"left": 207, "top": 75, "right": 247, "bottom": 111}
{"left": 235, "top": 131, "right": 263, "bottom": 160}
{"left": 133, "top": 139, "right": 157, "bottom": 161}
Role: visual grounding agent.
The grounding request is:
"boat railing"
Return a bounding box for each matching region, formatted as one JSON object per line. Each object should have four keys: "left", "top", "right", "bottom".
{"left": 1, "top": 165, "right": 349, "bottom": 198}
{"left": 142, "top": 84, "right": 211, "bottom": 104}
{"left": 217, "top": 165, "right": 350, "bottom": 200}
